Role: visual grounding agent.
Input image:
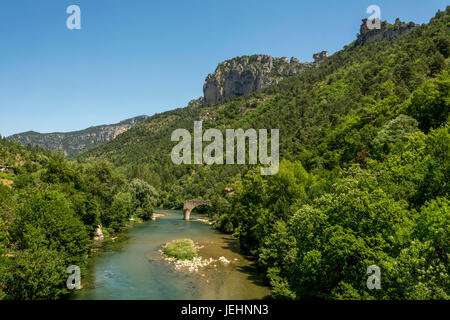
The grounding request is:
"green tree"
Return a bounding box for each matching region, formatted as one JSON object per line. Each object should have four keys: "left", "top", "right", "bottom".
{"left": 104, "top": 191, "right": 133, "bottom": 231}
{"left": 405, "top": 70, "right": 449, "bottom": 132}
{"left": 11, "top": 191, "right": 91, "bottom": 266}
{"left": 372, "top": 114, "right": 419, "bottom": 158}
{"left": 3, "top": 248, "right": 67, "bottom": 300}
{"left": 130, "top": 178, "right": 158, "bottom": 221}
{"left": 71, "top": 193, "right": 101, "bottom": 235}
{"left": 414, "top": 197, "right": 449, "bottom": 262}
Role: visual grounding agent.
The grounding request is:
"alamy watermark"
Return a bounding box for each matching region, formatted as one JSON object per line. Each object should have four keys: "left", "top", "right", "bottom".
{"left": 366, "top": 265, "right": 381, "bottom": 290}
{"left": 64, "top": 5, "right": 380, "bottom": 32}
{"left": 171, "top": 121, "right": 279, "bottom": 175}
{"left": 66, "top": 5, "right": 81, "bottom": 30}
{"left": 66, "top": 265, "right": 81, "bottom": 290}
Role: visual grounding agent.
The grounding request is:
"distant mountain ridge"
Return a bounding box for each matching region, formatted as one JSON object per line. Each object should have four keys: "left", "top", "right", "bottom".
{"left": 8, "top": 115, "right": 149, "bottom": 158}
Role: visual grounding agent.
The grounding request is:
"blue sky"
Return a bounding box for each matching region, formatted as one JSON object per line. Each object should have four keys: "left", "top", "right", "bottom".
{"left": 0, "top": 0, "right": 447, "bottom": 137}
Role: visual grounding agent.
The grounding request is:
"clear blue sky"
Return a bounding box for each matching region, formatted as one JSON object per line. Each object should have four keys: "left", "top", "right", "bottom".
{"left": 0, "top": 0, "right": 447, "bottom": 137}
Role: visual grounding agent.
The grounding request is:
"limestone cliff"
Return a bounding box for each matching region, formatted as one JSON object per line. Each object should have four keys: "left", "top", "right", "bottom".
{"left": 356, "top": 18, "right": 418, "bottom": 46}
{"left": 203, "top": 54, "right": 313, "bottom": 104}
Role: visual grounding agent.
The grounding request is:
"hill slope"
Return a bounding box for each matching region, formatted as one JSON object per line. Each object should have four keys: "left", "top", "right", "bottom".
{"left": 81, "top": 10, "right": 449, "bottom": 206}
{"left": 8, "top": 115, "right": 149, "bottom": 158}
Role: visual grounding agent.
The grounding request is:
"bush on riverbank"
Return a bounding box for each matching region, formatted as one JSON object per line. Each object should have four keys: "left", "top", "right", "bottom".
{"left": 163, "top": 239, "right": 197, "bottom": 260}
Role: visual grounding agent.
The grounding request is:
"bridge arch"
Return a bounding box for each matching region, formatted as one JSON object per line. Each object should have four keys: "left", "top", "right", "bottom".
{"left": 183, "top": 200, "right": 212, "bottom": 221}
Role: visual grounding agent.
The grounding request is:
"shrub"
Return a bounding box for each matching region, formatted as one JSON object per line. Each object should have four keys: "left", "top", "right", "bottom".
{"left": 162, "top": 239, "right": 197, "bottom": 260}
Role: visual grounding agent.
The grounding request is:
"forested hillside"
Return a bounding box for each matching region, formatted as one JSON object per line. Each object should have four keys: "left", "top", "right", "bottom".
{"left": 80, "top": 8, "right": 449, "bottom": 299}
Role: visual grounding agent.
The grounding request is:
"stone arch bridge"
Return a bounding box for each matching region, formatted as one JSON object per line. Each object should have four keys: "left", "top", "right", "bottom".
{"left": 183, "top": 200, "right": 212, "bottom": 221}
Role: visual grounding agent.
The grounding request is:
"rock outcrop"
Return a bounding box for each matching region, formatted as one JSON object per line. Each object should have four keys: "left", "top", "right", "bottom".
{"left": 201, "top": 17, "right": 420, "bottom": 104}
{"left": 8, "top": 115, "right": 149, "bottom": 158}
{"left": 203, "top": 54, "right": 313, "bottom": 104}
{"left": 94, "top": 224, "right": 104, "bottom": 241}
{"left": 313, "top": 51, "right": 329, "bottom": 63}
{"left": 187, "top": 97, "right": 204, "bottom": 108}
{"left": 356, "top": 18, "right": 418, "bottom": 46}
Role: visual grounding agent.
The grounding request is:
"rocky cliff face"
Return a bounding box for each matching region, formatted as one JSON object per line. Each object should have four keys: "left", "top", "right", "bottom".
{"left": 356, "top": 18, "right": 418, "bottom": 46}
{"left": 313, "top": 51, "right": 329, "bottom": 63}
{"left": 202, "top": 18, "right": 419, "bottom": 104}
{"left": 8, "top": 115, "right": 149, "bottom": 158}
{"left": 203, "top": 54, "right": 313, "bottom": 104}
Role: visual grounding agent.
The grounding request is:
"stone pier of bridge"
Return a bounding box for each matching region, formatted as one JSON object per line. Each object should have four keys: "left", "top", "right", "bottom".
{"left": 183, "top": 200, "right": 212, "bottom": 221}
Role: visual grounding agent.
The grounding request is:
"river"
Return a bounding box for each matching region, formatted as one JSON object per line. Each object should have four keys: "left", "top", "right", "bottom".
{"left": 71, "top": 209, "right": 270, "bottom": 300}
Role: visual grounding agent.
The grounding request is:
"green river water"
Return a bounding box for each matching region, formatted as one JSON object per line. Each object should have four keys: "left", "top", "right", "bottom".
{"left": 71, "top": 210, "right": 270, "bottom": 300}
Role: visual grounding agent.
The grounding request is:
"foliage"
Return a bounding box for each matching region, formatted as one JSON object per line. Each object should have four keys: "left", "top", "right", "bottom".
{"left": 11, "top": 191, "right": 91, "bottom": 266}
{"left": 163, "top": 239, "right": 197, "bottom": 260}
{"left": 130, "top": 178, "right": 159, "bottom": 221}
{"left": 404, "top": 71, "right": 449, "bottom": 132}
{"left": 2, "top": 248, "right": 67, "bottom": 300}
{"left": 372, "top": 114, "right": 419, "bottom": 158}
{"left": 76, "top": 7, "right": 450, "bottom": 300}
{"left": 0, "top": 137, "right": 159, "bottom": 299}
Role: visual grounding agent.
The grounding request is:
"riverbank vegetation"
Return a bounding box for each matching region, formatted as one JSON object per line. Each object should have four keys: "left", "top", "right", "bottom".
{"left": 0, "top": 139, "right": 159, "bottom": 299}
{"left": 80, "top": 8, "right": 449, "bottom": 300}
